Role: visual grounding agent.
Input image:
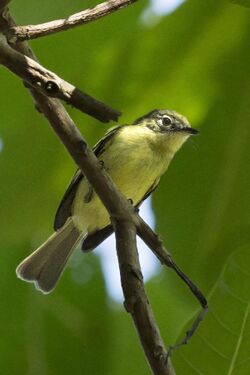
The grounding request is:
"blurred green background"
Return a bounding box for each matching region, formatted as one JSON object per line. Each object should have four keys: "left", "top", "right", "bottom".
{"left": 0, "top": 0, "right": 250, "bottom": 374}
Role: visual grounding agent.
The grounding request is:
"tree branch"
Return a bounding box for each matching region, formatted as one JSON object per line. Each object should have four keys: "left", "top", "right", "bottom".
{"left": 114, "top": 218, "right": 176, "bottom": 374}
{"left": 0, "top": 6, "right": 176, "bottom": 375}
{"left": 6, "top": 0, "right": 138, "bottom": 42}
{"left": 0, "top": 34, "right": 120, "bottom": 122}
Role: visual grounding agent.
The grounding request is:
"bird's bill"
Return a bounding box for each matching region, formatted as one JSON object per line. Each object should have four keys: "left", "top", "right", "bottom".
{"left": 180, "top": 126, "right": 199, "bottom": 135}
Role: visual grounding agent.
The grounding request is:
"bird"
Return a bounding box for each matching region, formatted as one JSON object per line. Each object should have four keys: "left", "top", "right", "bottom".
{"left": 16, "top": 109, "right": 198, "bottom": 293}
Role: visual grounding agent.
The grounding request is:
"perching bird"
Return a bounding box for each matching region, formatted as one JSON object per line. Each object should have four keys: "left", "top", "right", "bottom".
{"left": 16, "top": 109, "right": 198, "bottom": 293}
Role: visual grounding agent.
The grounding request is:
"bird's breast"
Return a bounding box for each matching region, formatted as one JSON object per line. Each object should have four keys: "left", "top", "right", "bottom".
{"left": 72, "top": 125, "right": 173, "bottom": 233}
{"left": 100, "top": 126, "right": 172, "bottom": 204}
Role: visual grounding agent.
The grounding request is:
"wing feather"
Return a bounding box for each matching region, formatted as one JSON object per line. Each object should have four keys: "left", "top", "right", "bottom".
{"left": 54, "top": 126, "right": 123, "bottom": 230}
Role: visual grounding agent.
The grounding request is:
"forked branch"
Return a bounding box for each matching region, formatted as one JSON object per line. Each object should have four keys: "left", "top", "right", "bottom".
{"left": 0, "top": 34, "right": 120, "bottom": 122}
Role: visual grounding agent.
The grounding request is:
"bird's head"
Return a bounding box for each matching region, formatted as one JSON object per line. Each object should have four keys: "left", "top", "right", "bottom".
{"left": 134, "top": 109, "right": 197, "bottom": 134}
{"left": 134, "top": 109, "right": 198, "bottom": 154}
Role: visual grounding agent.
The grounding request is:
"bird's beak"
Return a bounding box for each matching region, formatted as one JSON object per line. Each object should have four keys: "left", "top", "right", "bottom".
{"left": 182, "top": 126, "right": 199, "bottom": 135}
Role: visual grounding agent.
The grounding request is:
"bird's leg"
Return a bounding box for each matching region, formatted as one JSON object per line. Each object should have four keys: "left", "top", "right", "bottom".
{"left": 99, "top": 159, "right": 105, "bottom": 170}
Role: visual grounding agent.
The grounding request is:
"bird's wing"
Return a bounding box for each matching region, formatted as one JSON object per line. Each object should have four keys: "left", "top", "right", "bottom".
{"left": 54, "top": 125, "right": 124, "bottom": 230}
{"left": 93, "top": 125, "right": 123, "bottom": 156}
{"left": 53, "top": 169, "right": 83, "bottom": 230}
{"left": 81, "top": 224, "right": 114, "bottom": 252}
{"left": 81, "top": 178, "right": 160, "bottom": 251}
{"left": 135, "top": 177, "right": 160, "bottom": 208}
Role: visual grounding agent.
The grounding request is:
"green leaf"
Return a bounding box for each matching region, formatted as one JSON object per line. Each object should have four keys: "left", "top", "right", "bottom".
{"left": 174, "top": 244, "right": 250, "bottom": 374}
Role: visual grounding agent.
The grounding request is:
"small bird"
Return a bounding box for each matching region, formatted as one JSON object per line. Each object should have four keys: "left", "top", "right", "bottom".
{"left": 16, "top": 109, "right": 198, "bottom": 293}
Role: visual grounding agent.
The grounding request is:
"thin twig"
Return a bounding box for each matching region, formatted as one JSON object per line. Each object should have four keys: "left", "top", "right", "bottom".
{"left": 0, "top": 7, "right": 176, "bottom": 375}
{"left": 6, "top": 0, "right": 138, "bottom": 42}
{"left": 0, "top": 35, "right": 120, "bottom": 122}
{"left": 136, "top": 217, "right": 208, "bottom": 351}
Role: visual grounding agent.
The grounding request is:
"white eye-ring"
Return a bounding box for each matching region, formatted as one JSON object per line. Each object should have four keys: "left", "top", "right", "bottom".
{"left": 161, "top": 115, "right": 173, "bottom": 126}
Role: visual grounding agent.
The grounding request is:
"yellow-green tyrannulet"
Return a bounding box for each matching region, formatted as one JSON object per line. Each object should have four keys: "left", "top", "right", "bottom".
{"left": 16, "top": 109, "right": 198, "bottom": 293}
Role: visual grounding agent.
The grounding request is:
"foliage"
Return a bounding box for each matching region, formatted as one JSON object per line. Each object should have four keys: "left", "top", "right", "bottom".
{"left": 0, "top": 0, "right": 249, "bottom": 374}
{"left": 175, "top": 244, "right": 250, "bottom": 374}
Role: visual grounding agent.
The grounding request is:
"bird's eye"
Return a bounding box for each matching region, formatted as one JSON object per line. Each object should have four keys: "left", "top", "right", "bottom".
{"left": 162, "top": 116, "right": 172, "bottom": 126}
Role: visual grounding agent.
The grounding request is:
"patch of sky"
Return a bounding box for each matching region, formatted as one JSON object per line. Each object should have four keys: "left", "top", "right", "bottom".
{"left": 142, "top": 0, "right": 186, "bottom": 26}
{"left": 96, "top": 197, "right": 159, "bottom": 301}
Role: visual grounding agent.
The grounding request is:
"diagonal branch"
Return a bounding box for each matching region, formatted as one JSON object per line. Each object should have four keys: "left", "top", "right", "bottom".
{"left": 0, "top": 34, "right": 120, "bottom": 122}
{"left": 6, "top": 0, "right": 138, "bottom": 42}
{"left": 136, "top": 217, "right": 208, "bottom": 352}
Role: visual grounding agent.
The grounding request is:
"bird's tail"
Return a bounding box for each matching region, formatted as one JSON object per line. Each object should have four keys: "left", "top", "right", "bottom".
{"left": 16, "top": 218, "right": 81, "bottom": 294}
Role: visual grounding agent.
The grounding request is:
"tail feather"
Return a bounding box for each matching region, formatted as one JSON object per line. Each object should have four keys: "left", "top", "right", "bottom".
{"left": 16, "top": 218, "right": 81, "bottom": 293}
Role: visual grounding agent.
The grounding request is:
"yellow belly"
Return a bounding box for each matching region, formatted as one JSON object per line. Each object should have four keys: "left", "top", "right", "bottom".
{"left": 72, "top": 125, "right": 175, "bottom": 233}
